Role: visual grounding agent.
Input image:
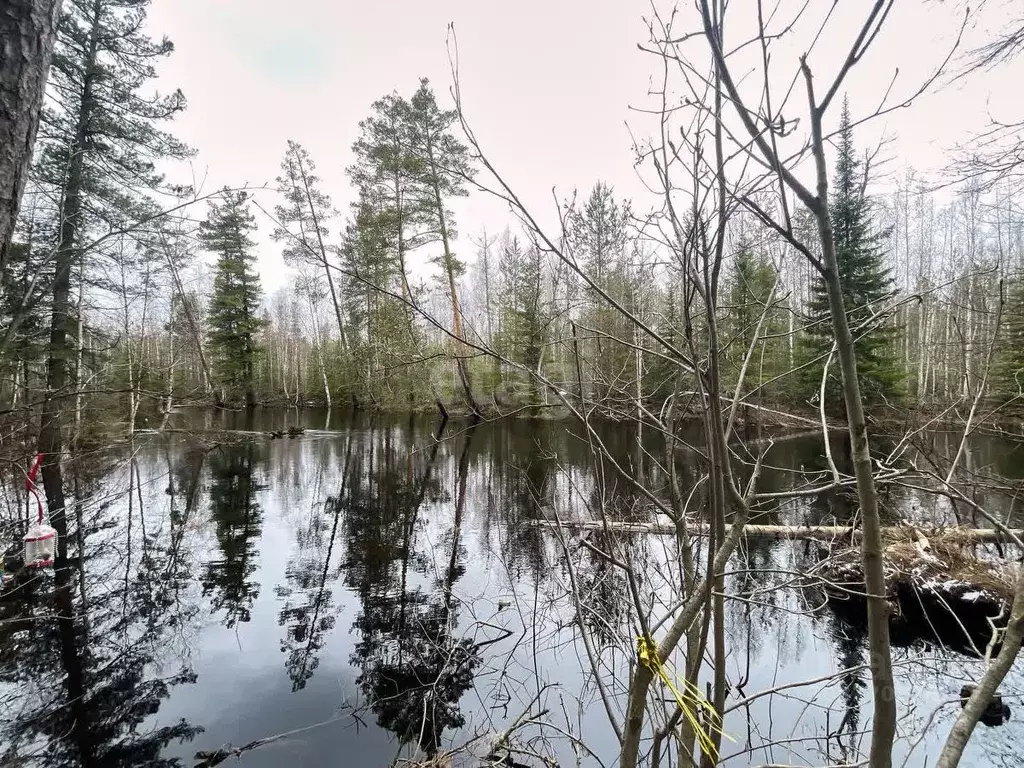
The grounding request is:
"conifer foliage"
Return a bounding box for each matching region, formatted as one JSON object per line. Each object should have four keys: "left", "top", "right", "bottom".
{"left": 495, "top": 235, "right": 548, "bottom": 402}
{"left": 33, "top": 0, "right": 189, "bottom": 541}
{"left": 996, "top": 281, "right": 1024, "bottom": 399}
{"left": 725, "top": 248, "right": 785, "bottom": 395}
{"left": 803, "top": 99, "right": 904, "bottom": 407}
{"left": 405, "top": 78, "right": 480, "bottom": 414}
{"left": 201, "top": 191, "right": 264, "bottom": 407}
{"left": 567, "top": 182, "right": 636, "bottom": 403}
{"left": 343, "top": 79, "right": 478, "bottom": 410}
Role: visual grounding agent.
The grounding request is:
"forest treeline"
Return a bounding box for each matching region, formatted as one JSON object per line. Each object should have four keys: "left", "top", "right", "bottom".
{"left": 2, "top": 0, "right": 1024, "bottom": 434}
{"left": 4, "top": 1, "right": 1024, "bottom": 766}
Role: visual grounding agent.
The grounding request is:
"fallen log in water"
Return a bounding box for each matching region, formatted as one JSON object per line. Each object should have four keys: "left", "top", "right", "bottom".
{"left": 532, "top": 517, "right": 1024, "bottom": 544}
{"left": 536, "top": 516, "right": 1020, "bottom": 654}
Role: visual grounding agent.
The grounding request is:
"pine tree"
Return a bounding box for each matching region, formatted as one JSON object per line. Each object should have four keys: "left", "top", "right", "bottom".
{"left": 404, "top": 78, "right": 480, "bottom": 414}
{"left": 200, "top": 191, "right": 264, "bottom": 407}
{"left": 348, "top": 91, "right": 425, "bottom": 277}
{"left": 802, "top": 99, "right": 904, "bottom": 407}
{"left": 570, "top": 182, "right": 631, "bottom": 286}
{"left": 567, "top": 182, "right": 635, "bottom": 404}
{"left": 36, "top": 0, "right": 187, "bottom": 543}
{"left": 348, "top": 90, "right": 429, "bottom": 407}
{"left": 0, "top": 0, "right": 61, "bottom": 257}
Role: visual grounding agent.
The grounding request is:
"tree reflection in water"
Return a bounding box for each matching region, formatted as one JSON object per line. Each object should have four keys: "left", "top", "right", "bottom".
{"left": 275, "top": 435, "right": 352, "bottom": 691}
{"left": 0, "top": 453, "right": 202, "bottom": 767}
{"left": 202, "top": 443, "right": 265, "bottom": 627}
{"left": 345, "top": 424, "right": 481, "bottom": 754}
{"left": 2, "top": 413, "right": 1015, "bottom": 767}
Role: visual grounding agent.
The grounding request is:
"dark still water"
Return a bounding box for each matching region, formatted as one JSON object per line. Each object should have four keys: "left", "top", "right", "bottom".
{"left": 1, "top": 409, "right": 1022, "bottom": 767}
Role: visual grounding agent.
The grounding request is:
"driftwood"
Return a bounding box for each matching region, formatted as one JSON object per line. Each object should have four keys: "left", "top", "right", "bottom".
{"left": 193, "top": 715, "right": 346, "bottom": 766}
{"left": 533, "top": 517, "right": 1024, "bottom": 545}
{"left": 537, "top": 515, "right": 1022, "bottom": 653}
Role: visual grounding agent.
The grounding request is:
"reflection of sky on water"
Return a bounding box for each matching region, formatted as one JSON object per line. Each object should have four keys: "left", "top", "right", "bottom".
{"left": 1, "top": 409, "right": 1022, "bottom": 766}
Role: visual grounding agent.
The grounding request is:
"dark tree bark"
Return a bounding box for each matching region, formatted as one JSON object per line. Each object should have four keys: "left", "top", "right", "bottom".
{"left": 0, "top": 0, "right": 62, "bottom": 261}
{"left": 39, "top": 0, "right": 100, "bottom": 545}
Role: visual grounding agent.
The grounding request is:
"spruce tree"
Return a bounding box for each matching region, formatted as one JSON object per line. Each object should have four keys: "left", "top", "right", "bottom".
{"left": 646, "top": 284, "right": 684, "bottom": 404}
{"left": 725, "top": 248, "right": 784, "bottom": 395}
{"left": 495, "top": 235, "right": 547, "bottom": 402}
{"left": 0, "top": 236, "right": 49, "bottom": 398}
{"left": 200, "top": 191, "right": 264, "bottom": 407}
{"left": 203, "top": 443, "right": 265, "bottom": 627}
{"left": 802, "top": 98, "right": 904, "bottom": 407}
{"left": 340, "top": 191, "right": 413, "bottom": 406}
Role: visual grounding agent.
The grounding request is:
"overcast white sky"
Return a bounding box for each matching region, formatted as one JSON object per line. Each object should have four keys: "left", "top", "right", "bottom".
{"left": 146, "top": 0, "right": 1022, "bottom": 290}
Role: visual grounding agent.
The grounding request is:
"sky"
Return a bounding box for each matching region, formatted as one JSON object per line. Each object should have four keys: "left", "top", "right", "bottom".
{"left": 145, "top": 0, "right": 1023, "bottom": 291}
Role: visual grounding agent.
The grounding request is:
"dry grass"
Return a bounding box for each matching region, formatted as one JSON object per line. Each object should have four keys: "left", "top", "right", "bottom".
{"left": 886, "top": 539, "right": 1014, "bottom": 601}
{"left": 820, "top": 529, "right": 1015, "bottom": 604}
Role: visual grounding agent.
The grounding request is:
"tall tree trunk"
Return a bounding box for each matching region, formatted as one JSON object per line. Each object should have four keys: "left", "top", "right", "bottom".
{"left": 311, "top": 311, "right": 331, "bottom": 409}
{"left": 119, "top": 258, "right": 139, "bottom": 434}
{"left": 917, "top": 296, "right": 928, "bottom": 401}
{"left": 281, "top": 331, "right": 290, "bottom": 402}
{"left": 426, "top": 147, "right": 479, "bottom": 416}
{"left": 0, "top": 0, "right": 62, "bottom": 259}
{"left": 244, "top": 353, "right": 256, "bottom": 408}
{"left": 697, "top": 8, "right": 898, "bottom": 763}
{"left": 72, "top": 264, "right": 85, "bottom": 447}
{"left": 162, "top": 242, "right": 214, "bottom": 397}
{"left": 366, "top": 289, "right": 376, "bottom": 404}
{"left": 963, "top": 277, "right": 974, "bottom": 399}
{"left": 808, "top": 132, "right": 898, "bottom": 768}
{"left": 39, "top": 0, "right": 101, "bottom": 545}
{"left": 391, "top": 176, "right": 418, "bottom": 408}
{"left": 480, "top": 231, "right": 501, "bottom": 388}
{"left": 161, "top": 295, "right": 176, "bottom": 430}
{"left": 294, "top": 151, "right": 350, "bottom": 361}
{"left": 634, "top": 308, "right": 643, "bottom": 426}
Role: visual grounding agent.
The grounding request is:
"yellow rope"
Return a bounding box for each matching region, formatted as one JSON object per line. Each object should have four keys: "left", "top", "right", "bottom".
{"left": 636, "top": 635, "right": 733, "bottom": 761}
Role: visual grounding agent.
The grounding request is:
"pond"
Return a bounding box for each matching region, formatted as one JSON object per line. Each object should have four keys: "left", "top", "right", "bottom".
{"left": 0, "top": 408, "right": 1022, "bottom": 767}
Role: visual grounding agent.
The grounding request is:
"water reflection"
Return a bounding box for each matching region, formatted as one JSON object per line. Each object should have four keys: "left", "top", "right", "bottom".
{"left": 275, "top": 438, "right": 348, "bottom": 693}
{"left": 341, "top": 426, "right": 476, "bottom": 753}
{"left": 0, "top": 456, "right": 201, "bottom": 767}
{"left": 0, "top": 409, "right": 1022, "bottom": 767}
{"left": 203, "top": 444, "right": 265, "bottom": 627}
